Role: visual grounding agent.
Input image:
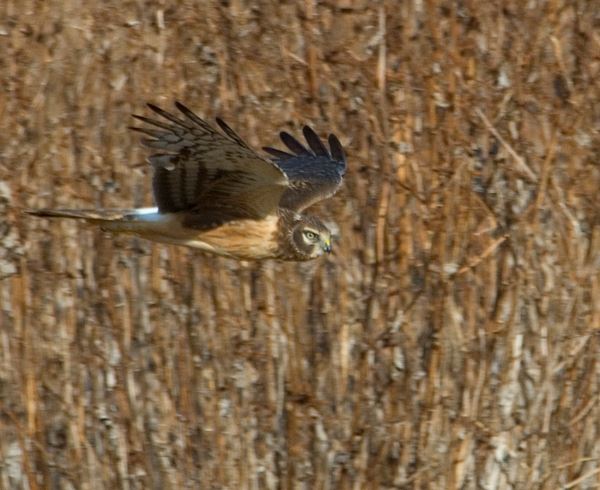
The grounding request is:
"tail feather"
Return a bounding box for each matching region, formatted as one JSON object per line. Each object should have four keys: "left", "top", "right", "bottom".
{"left": 26, "top": 208, "right": 133, "bottom": 222}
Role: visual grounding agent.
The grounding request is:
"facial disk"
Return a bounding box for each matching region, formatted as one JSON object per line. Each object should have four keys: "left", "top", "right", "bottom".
{"left": 291, "top": 217, "right": 332, "bottom": 259}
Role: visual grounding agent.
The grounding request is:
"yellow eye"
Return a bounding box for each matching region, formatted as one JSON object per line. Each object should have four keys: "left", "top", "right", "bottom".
{"left": 303, "top": 230, "right": 318, "bottom": 241}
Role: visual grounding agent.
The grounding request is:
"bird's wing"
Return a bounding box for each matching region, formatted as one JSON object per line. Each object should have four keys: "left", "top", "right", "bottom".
{"left": 263, "top": 126, "right": 346, "bottom": 212}
{"left": 130, "top": 102, "right": 288, "bottom": 223}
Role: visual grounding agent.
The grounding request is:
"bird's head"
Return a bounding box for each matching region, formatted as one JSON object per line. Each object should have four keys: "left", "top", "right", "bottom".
{"left": 290, "top": 216, "right": 332, "bottom": 260}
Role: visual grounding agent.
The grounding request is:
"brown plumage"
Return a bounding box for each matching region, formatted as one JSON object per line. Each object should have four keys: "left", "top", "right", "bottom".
{"left": 28, "top": 102, "right": 347, "bottom": 261}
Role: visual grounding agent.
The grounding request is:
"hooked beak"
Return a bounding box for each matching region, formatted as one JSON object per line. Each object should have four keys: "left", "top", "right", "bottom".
{"left": 322, "top": 238, "right": 332, "bottom": 254}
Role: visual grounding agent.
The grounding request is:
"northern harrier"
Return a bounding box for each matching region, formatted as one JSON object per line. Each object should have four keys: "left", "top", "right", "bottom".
{"left": 29, "top": 102, "right": 347, "bottom": 261}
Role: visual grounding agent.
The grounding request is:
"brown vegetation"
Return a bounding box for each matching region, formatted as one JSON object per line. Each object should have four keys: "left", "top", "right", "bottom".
{"left": 1, "top": 0, "right": 599, "bottom": 488}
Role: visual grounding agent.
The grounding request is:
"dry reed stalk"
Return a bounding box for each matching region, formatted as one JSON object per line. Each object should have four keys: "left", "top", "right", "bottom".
{"left": 0, "top": 0, "right": 599, "bottom": 488}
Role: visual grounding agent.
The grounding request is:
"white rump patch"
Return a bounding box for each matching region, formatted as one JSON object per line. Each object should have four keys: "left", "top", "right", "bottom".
{"left": 133, "top": 207, "right": 159, "bottom": 215}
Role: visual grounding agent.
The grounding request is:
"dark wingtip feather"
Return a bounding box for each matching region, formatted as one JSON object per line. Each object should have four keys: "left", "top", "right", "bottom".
{"left": 174, "top": 100, "right": 189, "bottom": 112}
{"left": 145, "top": 103, "right": 188, "bottom": 126}
{"left": 128, "top": 125, "right": 144, "bottom": 133}
{"left": 263, "top": 146, "right": 293, "bottom": 159}
{"left": 215, "top": 117, "right": 252, "bottom": 149}
{"left": 130, "top": 114, "right": 172, "bottom": 131}
{"left": 174, "top": 101, "right": 207, "bottom": 127}
{"left": 280, "top": 131, "right": 310, "bottom": 155}
{"left": 215, "top": 117, "right": 236, "bottom": 136}
{"left": 328, "top": 134, "right": 346, "bottom": 164}
{"left": 146, "top": 103, "right": 167, "bottom": 116}
{"left": 302, "top": 126, "right": 330, "bottom": 157}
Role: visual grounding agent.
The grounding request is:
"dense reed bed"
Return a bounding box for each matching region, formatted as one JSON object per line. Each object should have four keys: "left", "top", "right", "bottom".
{"left": 1, "top": 1, "right": 599, "bottom": 488}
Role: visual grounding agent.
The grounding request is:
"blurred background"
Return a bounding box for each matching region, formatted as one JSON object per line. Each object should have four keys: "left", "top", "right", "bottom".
{"left": 1, "top": 0, "right": 599, "bottom": 488}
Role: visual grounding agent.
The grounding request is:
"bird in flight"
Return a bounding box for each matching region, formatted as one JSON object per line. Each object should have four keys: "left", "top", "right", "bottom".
{"left": 28, "top": 102, "right": 347, "bottom": 261}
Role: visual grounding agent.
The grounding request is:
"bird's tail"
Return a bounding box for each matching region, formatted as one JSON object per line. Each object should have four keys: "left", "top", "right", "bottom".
{"left": 26, "top": 207, "right": 162, "bottom": 234}
{"left": 26, "top": 208, "right": 134, "bottom": 224}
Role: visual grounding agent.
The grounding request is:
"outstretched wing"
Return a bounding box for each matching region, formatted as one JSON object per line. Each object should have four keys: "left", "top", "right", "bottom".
{"left": 263, "top": 126, "right": 346, "bottom": 212}
{"left": 130, "top": 102, "right": 288, "bottom": 223}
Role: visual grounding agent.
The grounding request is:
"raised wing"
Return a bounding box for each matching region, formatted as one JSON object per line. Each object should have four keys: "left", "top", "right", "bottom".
{"left": 130, "top": 102, "right": 288, "bottom": 222}
{"left": 263, "top": 126, "right": 346, "bottom": 212}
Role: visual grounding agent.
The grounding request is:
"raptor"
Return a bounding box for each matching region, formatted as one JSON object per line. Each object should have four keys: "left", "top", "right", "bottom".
{"left": 28, "top": 102, "right": 347, "bottom": 261}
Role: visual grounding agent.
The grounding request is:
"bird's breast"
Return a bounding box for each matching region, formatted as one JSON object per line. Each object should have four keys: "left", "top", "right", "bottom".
{"left": 195, "top": 215, "right": 281, "bottom": 259}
